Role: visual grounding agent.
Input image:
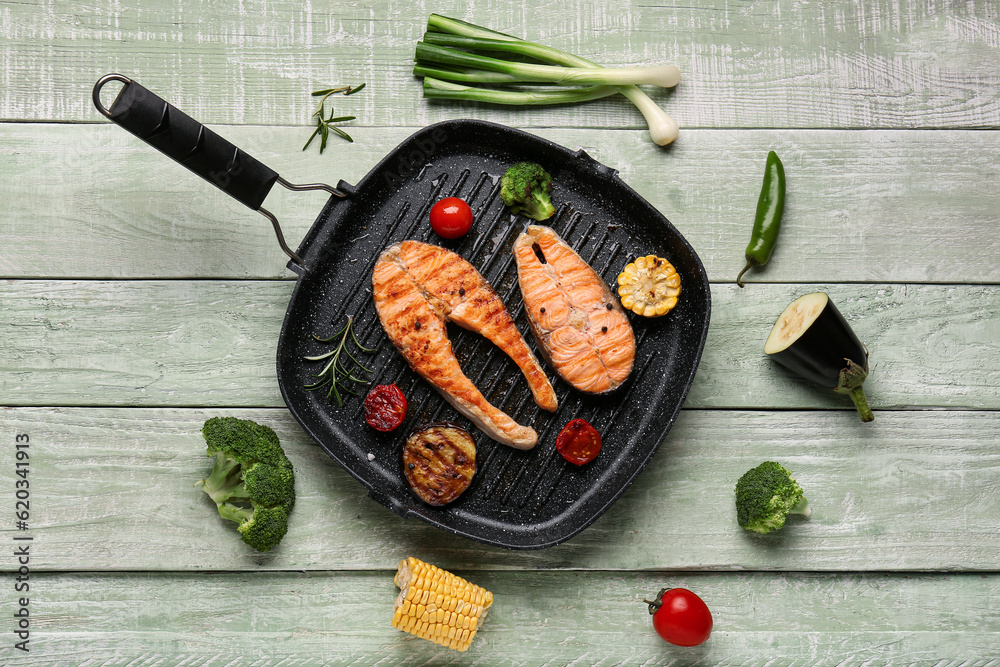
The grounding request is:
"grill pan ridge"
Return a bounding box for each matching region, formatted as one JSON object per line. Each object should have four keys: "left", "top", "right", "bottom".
{"left": 277, "top": 119, "right": 711, "bottom": 549}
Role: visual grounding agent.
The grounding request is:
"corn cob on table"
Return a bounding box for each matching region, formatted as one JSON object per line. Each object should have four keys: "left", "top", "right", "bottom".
{"left": 392, "top": 557, "right": 493, "bottom": 651}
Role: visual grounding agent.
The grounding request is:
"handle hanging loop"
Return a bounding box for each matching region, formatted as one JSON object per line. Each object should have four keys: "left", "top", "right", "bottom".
{"left": 92, "top": 73, "right": 132, "bottom": 118}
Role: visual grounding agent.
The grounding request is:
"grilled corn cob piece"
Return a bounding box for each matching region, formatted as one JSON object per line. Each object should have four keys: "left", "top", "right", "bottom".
{"left": 617, "top": 255, "right": 682, "bottom": 317}
{"left": 391, "top": 556, "right": 493, "bottom": 652}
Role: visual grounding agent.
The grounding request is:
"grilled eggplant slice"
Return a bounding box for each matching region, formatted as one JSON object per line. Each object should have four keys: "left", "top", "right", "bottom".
{"left": 403, "top": 422, "right": 477, "bottom": 506}
{"left": 764, "top": 292, "right": 874, "bottom": 422}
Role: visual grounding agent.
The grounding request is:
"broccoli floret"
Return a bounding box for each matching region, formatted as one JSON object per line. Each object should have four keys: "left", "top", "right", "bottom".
{"left": 734, "top": 461, "right": 811, "bottom": 534}
{"left": 500, "top": 161, "right": 556, "bottom": 221}
{"left": 197, "top": 417, "right": 295, "bottom": 552}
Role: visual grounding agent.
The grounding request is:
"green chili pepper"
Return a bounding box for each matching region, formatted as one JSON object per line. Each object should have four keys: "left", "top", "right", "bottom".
{"left": 736, "top": 150, "right": 785, "bottom": 287}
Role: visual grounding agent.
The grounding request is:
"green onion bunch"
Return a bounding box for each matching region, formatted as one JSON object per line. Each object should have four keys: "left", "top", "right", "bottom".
{"left": 414, "top": 14, "right": 681, "bottom": 146}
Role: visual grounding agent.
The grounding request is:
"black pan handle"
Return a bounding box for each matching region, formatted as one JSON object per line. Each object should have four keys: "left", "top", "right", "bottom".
{"left": 93, "top": 74, "right": 348, "bottom": 270}
{"left": 93, "top": 74, "right": 278, "bottom": 211}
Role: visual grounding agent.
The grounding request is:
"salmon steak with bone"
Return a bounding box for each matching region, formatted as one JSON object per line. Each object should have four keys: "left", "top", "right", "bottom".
{"left": 372, "top": 240, "right": 558, "bottom": 450}
{"left": 514, "top": 226, "right": 636, "bottom": 395}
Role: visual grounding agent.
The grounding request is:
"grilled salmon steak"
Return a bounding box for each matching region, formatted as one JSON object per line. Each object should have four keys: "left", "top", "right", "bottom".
{"left": 372, "top": 241, "right": 557, "bottom": 449}
{"left": 514, "top": 225, "right": 636, "bottom": 394}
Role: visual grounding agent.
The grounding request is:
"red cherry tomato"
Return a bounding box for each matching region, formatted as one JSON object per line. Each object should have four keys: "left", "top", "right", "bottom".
{"left": 364, "top": 384, "right": 408, "bottom": 432}
{"left": 644, "top": 588, "right": 713, "bottom": 647}
{"left": 556, "top": 418, "right": 602, "bottom": 465}
{"left": 429, "top": 197, "right": 473, "bottom": 239}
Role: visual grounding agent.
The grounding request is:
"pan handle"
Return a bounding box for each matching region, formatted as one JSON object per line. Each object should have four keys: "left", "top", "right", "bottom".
{"left": 94, "top": 74, "right": 279, "bottom": 210}
{"left": 93, "top": 74, "right": 346, "bottom": 269}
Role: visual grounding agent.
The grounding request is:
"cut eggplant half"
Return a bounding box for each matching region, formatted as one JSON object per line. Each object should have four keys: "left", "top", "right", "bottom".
{"left": 765, "top": 292, "right": 874, "bottom": 422}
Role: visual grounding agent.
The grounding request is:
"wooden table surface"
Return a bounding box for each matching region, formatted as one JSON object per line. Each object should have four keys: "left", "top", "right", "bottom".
{"left": 3, "top": 1, "right": 999, "bottom": 664}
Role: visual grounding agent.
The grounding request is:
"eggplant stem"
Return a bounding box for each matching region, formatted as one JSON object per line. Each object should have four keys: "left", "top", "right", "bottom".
{"left": 835, "top": 359, "right": 874, "bottom": 422}
{"left": 736, "top": 260, "right": 753, "bottom": 288}
{"left": 848, "top": 385, "right": 875, "bottom": 423}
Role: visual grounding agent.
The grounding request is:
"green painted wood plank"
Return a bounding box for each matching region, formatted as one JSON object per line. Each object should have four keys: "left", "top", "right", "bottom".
{"left": 1, "top": 280, "right": 291, "bottom": 408}
{"left": 3, "top": 124, "right": 999, "bottom": 283}
{"left": 1, "top": 407, "right": 998, "bottom": 572}
{"left": 14, "top": 571, "right": 1000, "bottom": 664}
{"left": 3, "top": 281, "right": 997, "bottom": 410}
{"left": 2, "top": 1, "right": 999, "bottom": 129}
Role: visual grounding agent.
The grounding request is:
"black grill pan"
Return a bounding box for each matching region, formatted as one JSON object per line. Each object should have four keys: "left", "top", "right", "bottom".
{"left": 94, "top": 75, "right": 711, "bottom": 550}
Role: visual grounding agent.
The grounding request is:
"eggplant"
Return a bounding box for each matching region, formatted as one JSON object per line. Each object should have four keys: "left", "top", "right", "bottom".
{"left": 764, "top": 292, "right": 874, "bottom": 422}
{"left": 402, "top": 422, "right": 477, "bottom": 506}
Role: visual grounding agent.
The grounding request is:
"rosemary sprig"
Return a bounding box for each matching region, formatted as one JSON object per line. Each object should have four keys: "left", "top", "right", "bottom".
{"left": 303, "top": 315, "right": 376, "bottom": 406}
{"left": 303, "top": 83, "right": 366, "bottom": 153}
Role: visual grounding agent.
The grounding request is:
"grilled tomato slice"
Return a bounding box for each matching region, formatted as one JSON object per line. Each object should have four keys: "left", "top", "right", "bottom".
{"left": 556, "top": 418, "right": 602, "bottom": 465}
{"left": 403, "top": 423, "right": 477, "bottom": 506}
{"left": 364, "top": 384, "right": 408, "bottom": 432}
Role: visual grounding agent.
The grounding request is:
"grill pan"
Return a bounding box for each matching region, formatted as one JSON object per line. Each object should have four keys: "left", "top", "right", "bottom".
{"left": 94, "top": 74, "right": 711, "bottom": 550}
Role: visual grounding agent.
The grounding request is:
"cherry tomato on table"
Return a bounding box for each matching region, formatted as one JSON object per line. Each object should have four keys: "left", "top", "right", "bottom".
{"left": 429, "top": 197, "right": 473, "bottom": 239}
{"left": 556, "top": 418, "right": 602, "bottom": 465}
{"left": 644, "top": 587, "right": 713, "bottom": 647}
{"left": 364, "top": 384, "right": 408, "bottom": 432}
